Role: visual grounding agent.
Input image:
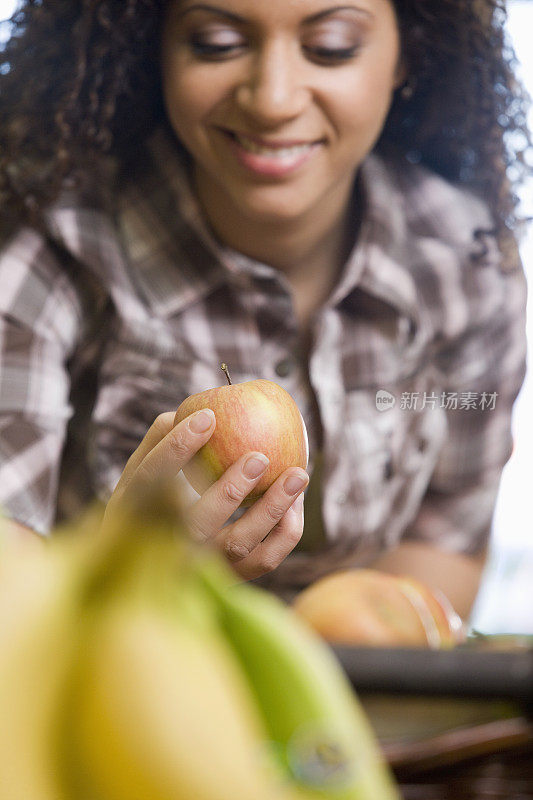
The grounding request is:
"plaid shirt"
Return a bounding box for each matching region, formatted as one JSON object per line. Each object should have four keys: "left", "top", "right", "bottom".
{"left": 0, "top": 126, "right": 527, "bottom": 592}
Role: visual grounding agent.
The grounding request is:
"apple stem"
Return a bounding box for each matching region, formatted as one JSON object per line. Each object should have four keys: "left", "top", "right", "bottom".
{"left": 221, "top": 363, "right": 232, "bottom": 385}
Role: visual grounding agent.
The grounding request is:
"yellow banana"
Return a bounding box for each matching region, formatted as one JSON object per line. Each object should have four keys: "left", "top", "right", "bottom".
{"left": 69, "top": 587, "right": 294, "bottom": 800}
{"left": 0, "top": 537, "right": 84, "bottom": 800}
{"left": 197, "top": 557, "right": 400, "bottom": 800}
{"left": 0, "top": 486, "right": 399, "bottom": 800}
{"left": 0, "top": 501, "right": 161, "bottom": 800}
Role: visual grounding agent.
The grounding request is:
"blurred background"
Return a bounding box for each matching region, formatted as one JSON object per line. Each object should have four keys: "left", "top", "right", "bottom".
{"left": 1, "top": 0, "right": 531, "bottom": 634}
{"left": 469, "top": 0, "right": 533, "bottom": 635}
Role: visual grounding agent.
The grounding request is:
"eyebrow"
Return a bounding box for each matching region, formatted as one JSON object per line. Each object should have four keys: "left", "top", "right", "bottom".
{"left": 175, "top": 4, "right": 373, "bottom": 24}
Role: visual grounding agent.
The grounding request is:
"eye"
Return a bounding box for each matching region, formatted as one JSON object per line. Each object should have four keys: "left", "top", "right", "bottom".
{"left": 302, "top": 18, "right": 364, "bottom": 65}
{"left": 190, "top": 41, "right": 244, "bottom": 57}
{"left": 189, "top": 28, "right": 246, "bottom": 59}
{"left": 303, "top": 44, "right": 361, "bottom": 65}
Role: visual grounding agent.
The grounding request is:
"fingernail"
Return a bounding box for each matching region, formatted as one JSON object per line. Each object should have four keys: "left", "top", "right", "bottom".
{"left": 188, "top": 409, "right": 214, "bottom": 433}
{"left": 243, "top": 453, "right": 269, "bottom": 479}
{"left": 284, "top": 473, "right": 308, "bottom": 496}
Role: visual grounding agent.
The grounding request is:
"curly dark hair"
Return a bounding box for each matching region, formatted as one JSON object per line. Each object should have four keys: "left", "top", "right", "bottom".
{"left": 0, "top": 0, "right": 531, "bottom": 263}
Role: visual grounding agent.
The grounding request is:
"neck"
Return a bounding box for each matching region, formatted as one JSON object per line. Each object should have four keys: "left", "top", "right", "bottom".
{"left": 194, "top": 170, "right": 359, "bottom": 281}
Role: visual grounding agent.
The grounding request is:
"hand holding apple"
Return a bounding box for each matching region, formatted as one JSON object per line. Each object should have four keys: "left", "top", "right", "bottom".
{"left": 173, "top": 364, "right": 309, "bottom": 504}
{"left": 105, "top": 381, "right": 309, "bottom": 581}
{"left": 292, "top": 569, "right": 465, "bottom": 649}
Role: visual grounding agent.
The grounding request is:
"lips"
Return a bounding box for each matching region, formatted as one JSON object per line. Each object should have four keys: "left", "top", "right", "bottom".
{"left": 218, "top": 128, "right": 325, "bottom": 177}
{"left": 224, "top": 129, "right": 325, "bottom": 155}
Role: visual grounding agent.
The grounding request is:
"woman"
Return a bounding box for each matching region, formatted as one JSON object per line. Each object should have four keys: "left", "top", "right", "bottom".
{"left": 0, "top": 0, "right": 529, "bottom": 619}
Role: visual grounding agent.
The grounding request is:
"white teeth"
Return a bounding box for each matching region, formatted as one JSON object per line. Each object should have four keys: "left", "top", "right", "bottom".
{"left": 234, "top": 133, "right": 315, "bottom": 158}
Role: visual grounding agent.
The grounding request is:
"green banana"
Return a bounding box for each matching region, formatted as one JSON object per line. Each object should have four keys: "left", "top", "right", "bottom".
{"left": 197, "top": 557, "right": 400, "bottom": 800}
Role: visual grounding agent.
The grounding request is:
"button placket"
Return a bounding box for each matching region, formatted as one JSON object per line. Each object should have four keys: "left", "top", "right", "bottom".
{"left": 275, "top": 357, "right": 294, "bottom": 378}
{"left": 383, "top": 451, "right": 394, "bottom": 480}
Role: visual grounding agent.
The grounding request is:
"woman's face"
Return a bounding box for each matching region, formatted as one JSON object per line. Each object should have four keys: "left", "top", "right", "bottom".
{"left": 161, "top": 0, "right": 404, "bottom": 224}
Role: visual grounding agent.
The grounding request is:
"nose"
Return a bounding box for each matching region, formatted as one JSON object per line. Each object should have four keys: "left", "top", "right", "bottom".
{"left": 234, "top": 41, "right": 310, "bottom": 126}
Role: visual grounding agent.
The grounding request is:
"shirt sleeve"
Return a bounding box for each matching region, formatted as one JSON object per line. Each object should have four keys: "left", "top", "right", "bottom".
{"left": 402, "top": 237, "right": 528, "bottom": 556}
{"left": 0, "top": 227, "right": 83, "bottom": 535}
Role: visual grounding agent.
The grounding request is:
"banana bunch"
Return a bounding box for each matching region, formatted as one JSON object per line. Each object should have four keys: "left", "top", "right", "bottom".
{"left": 0, "top": 491, "right": 399, "bottom": 800}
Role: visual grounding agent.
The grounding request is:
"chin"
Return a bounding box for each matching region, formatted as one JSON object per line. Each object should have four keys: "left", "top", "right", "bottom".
{"left": 230, "top": 184, "right": 320, "bottom": 225}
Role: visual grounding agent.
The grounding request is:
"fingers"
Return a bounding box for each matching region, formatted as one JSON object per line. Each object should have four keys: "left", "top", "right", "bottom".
{"left": 218, "top": 469, "right": 309, "bottom": 558}
{"left": 108, "top": 406, "right": 308, "bottom": 584}
{"left": 112, "top": 408, "right": 216, "bottom": 502}
{"left": 200, "top": 466, "right": 308, "bottom": 580}
{"left": 185, "top": 451, "right": 271, "bottom": 542}
{"left": 113, "top": 412, "right": 176, "bottom": 494}
{"left": 228, "top": 491, "right": 306, "bottom": 581}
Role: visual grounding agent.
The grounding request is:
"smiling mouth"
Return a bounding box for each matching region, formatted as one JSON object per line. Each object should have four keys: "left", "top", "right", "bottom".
{"left": 221, "top": 129, "right": 325, "bottom": 159}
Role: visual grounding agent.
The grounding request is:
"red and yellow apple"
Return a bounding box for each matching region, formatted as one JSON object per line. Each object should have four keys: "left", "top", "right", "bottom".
{"left": 174, "top": 366, "right": 308, "bottom": 504}
{"left": 292, "top": 569, "right": 464, "bottom": 649}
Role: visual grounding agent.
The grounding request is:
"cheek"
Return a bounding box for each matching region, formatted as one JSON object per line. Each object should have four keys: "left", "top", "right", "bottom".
{"left": 327, "top": 61, "right": 399, "bottom": 145}
{"left": 161, "top": 56, "right": 219, "bottom": 140}
{"left": 163, "top": 69, "right": 244, "bottom": 163}
{"left": 163, "top": 63, "right": 199, "bottom": 124}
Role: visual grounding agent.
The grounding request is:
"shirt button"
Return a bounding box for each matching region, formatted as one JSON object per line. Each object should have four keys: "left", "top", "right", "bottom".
{"left": 418, "top": 436, "right": 429, "bottom": 453}
{"left": 275, "top": 358, "right": 293, "bottom": 378}
{"left": 336, "top": 493, "right": 347, "bottom": 505}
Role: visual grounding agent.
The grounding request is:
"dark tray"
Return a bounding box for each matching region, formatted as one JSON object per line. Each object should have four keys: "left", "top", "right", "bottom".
{"left": 330, "top": 643, "right": 533, "bottom": 701}
{"left": 330, "top": 639, "right": 533, "bottom": 793}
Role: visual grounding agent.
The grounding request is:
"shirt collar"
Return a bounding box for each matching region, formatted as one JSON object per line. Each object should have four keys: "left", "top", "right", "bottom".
{"left": 330, "top": 153, "right": 420, "bottom": 328}
{"left": 47, "top": 123, "right": 421, "bottom": 327}
{"left": 144, "top": 127, "right": 421, "bottom": 328}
